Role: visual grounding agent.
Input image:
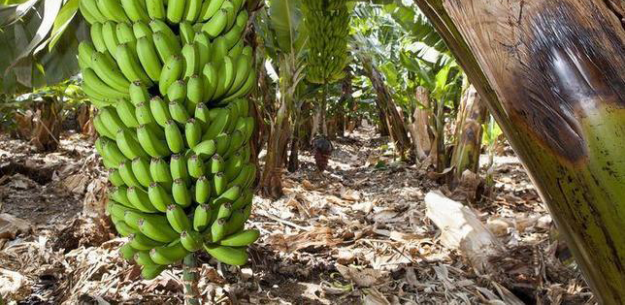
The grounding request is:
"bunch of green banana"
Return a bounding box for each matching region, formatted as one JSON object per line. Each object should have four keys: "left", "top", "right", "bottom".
{"left": 301, "top": 0, "right": 350, "bottom": 84}
{"left": 79, "top": 0, "right": 260, "bottom": 280}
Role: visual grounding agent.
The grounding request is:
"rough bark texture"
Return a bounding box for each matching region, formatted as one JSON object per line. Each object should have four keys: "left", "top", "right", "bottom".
{"left": 408, "top": 86, "right": 432, "bottom": 161}
{"left": 413, "top": 0, "right": 625, "bottom": 303}
{"left": 259, "top": 100, "right": 291, "bottom": 199}
{"left": 451, "top": 86, "right": 488, "bottom": 177}
{"left": 363, "top": 59, "right": 412, "bottom": 156}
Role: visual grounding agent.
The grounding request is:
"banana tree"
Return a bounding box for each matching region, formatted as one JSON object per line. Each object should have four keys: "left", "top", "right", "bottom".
{"left": 256, "top": 0, "right": 308, "bottom": 198}
{"left": 412, "top": 0, "right": 625, "bottom": 302}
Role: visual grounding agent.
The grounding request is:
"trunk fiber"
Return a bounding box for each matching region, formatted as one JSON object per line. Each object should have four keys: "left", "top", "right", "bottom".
{"left": 413, "top": 0, "right": 625, "bottom": 302}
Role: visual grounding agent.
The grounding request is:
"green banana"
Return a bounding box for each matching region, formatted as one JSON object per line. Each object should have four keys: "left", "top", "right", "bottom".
{"left": 170, "top": 154, "right": 189, "bottom": 181}
{"left": 201, "top": 62, "right": 218, "bottom": 103}
{"left": 169, "top": 100, "right": 190, "bottom": 124}
{"left": 91, "top": 52, "right": 131, "bottom": 93}
{"left": 184, "top": 0, "right": 202, "bottom": 22}
{"left": 80, "top": 0, "right": 107, "bottom": 23}
{"left": 94, "top": 114, "right": 116, "bottom": 139}
{"left": 109, "top": 168, "right": 125, "bottom": 186}
{"left": 167, "top": 81, "right": 187, "bottom": 105}
{"left": 221, "top": 67, "right": 256, "bottom": 103}
{"left": 127, "top": 186, "right": 159, "bottom": 213}
{"left": 129, "top": 232, "right": 165, "bottom": 251}
{"left": 116, "top": 43, "right": 153, "bottom": 85}
{"left": 224, "top": 150, "right": 244, "bottom": 180}
{"left": 209, "top": 154, "right": 225, "bottom": 174}
{"left": 78, "top": 42, "right": 96, "bottom": 70}
{"left": 194, "top": 176, "right": 212, "bottom": 204}
{"left": 211, "top": 36, "right": 228, "bottom": 64}
{"left": 148, "top": 182, "right": 173, "bottom": 212}
{"left": 219, "top": 229, "right": 259, "bottom": 247}
{"left": 159, "top": 55, "right": 184, "bottom": 95}
{"left": 166, "top": 0, "right": 186, "bottom": 24}
{"left": 136, "top": 36, "right": 163, "bottom": 82}
{"left": 102, "top": 139, "right": 128, "bottom": 167}
{"left": 124, "top": 209, "right": 167, "bottom": 230}
{"left": 222, "top": 0, "right": 236, "bottom": 30}
{"left": 194, "top": 33, "right": 212, "bottom": 69}
{"left": 138, "top": 217, "right": 179, "bottom": 243}
{"left": 181, "top": 43, "right": 200, "bottom": 79}
{"left": 137, "top": 124, "right": 170, "bottom": 157}
{"left": 142, "top": 265, "right": 166, "bottom": 279}
{"left": 90, "top": 23, "right": 108, "bottom": 53}
{"left": 99, "top": 107, "right": 127, "bottom": 135}
{"left": 234, "top": 99, "right": 249, "bottom": 118}
{"left": 129, "top": 81, "right": 150, "bottom": 106}
{"left": 150, "top": 241, "right": 188, "bottom": 265}
{"left": 210, "top": 218, "right": 227, "bottom": 242}
{"left": 121, "top": 0, "right": 149, "bottom": 22}
{"left": 107, "top": 198, "right": 136, "bottom": 217}
{"left": 215, "top": 203, "right": 233, "bottom": 221}
{"left": 83, "top": 68, "right": 127, "bottom": 99}
{"left": 186, "top": 74, "right": 204, "bottom": 109}
{"left": 187, "top": 153, "right": 205, "bottom": 178}
{"left": 102, "top": 21, "right": 121, "bottom": 58}
{"left": 116, "top": 22, "right": 137, "bottom": 51}
{"left": 192, "top": 204, "right": 212, "bottom": 231}
{"left": 203, "top": 244, "right": 248, "bottom": 266}
{"left": 172, "top": 179, "right": 192, "bottom": 207}
{"left": 212, "top": 185, "right": 241, "bottom": 207}
{"left": 115, "top": 99, "right": 140, "bottom": 128}
{"left": 119, "top": 243, "right": 137, "bottom": 261}
{"left": 179, "top": 22, "right": 196, "bottom": 45}
{"left": 212, "top": 172, "right": 226, "bottom": 196}
{"left": 145, "top": 0, "right": 166, "bottom": 20}
{"left": 225, "top": 204, "right": 251, "bottom": 235}
{"left": 211, "top": 56, "right": 235, "bottom": 100}
{"left": 166, "top": 204, "right": 191, "bottom": 233}
{"left": 214, "top": 132, "right": 231, "bottom": 156}
{"left": 149, "top": 20, "right": 180, "bottom": 47}
{"left": 202, "top": 9, "right": 228, "bottom": 38}
{"left": 97, "top": 0, "right": 129, "bottom": 22}
{"left": 193, "top": 140, "right": 216, "bottom": 158}
{"left": 227, "top": 54, "right": 252, "bottom": 97}
{"left": 180, "top": 230, "right": 203, "bottom": 252}
{"left": 149, "top": 96, "right": 172, "bottom": 128}
{"left": 231, "top": 188, "right": 252, "bottom": 210}
{"left": 165, "top": 120, "right": 185, "bottom": 153}
{"left": 135, "top": 102, "right": 155, "bottom": 125}
{"left": 114, "top": 220, "right": 136, "bottom": 237}
{"left": 224, "top": 129, "right": 244, "bottom": 158}
{"left": 199, "top": 0, "right": 225, "bottom": 21}
{"left": 184, "top": 118, "right": 201, "bottom": 149}
{"left": 226, "top": 36, "right": 244, "bottom": 59}
{"left": 135, "top": 251, "right": 158, "bottom": 267}
{"left": 133, "top": 21, "right": 153, "bottom": 39}
{"left": 116, "top": 129, "right": 148, "bottom": 160}
{"left": 150, "top": 158, "right": 173, "bottom": 183}
{"left": 153, "top": 32, "right": 179, "bottom": 64}
{"left": 203, "top": 108, "right": 229, "bottom": 140}
{"left": 131, "top": 157, "right": 153, "bottom": 187}
{"left": 194, "top": 103, "right": 212, "bottom": 130}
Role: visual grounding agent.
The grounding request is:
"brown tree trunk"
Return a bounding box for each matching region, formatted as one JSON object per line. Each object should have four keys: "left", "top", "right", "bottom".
{"left": 451, "top": 85, "right": 488, "bottom": 177}
{"left": 259, "top": 100, "right": 291, "bottom": 199}
{"left": 413, "top": 0, "right": 625, "bottom": 302}
{"left": 408, "top": 86, "right": 432, "bottom": 161}
{"left": 362, "top": 58, "right": 412, "bottom": 157}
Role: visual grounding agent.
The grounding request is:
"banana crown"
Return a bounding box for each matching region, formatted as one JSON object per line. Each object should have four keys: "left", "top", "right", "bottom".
{"left": 80, "top": 0, "right": 259, "bottom": 278}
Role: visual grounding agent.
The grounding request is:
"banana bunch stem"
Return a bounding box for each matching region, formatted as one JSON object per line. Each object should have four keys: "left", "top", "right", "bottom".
{"left": 183, "top": 253, "right": 200, "bottom": 305}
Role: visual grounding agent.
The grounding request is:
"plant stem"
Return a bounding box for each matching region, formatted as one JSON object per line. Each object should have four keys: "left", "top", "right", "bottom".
{"left": 183, "top": 253, "right": 200, "bottom": 305}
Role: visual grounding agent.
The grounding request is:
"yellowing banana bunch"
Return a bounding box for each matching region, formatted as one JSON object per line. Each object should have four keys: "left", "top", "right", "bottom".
{"left": 301, "top": 0, "right": 350, "bottom": 84}
{"left": 79, "top": 0, "right": 259, "bottom": 280}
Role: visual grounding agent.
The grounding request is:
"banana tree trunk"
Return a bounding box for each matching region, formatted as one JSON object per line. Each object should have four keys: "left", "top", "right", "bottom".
{"left": 451, "top": 85, "right": 487, "bottom": 178}
{"left": 408, "top": 86, "right": 432, "bottom": 162}
{"left": 412, "top": 0, "right": 625, "bottom": 302}
{"left": 259, "top": 99, "right": 291, "bottom": 199}
{"left": 363, "top": 58, "right": 412, "bottom": 156}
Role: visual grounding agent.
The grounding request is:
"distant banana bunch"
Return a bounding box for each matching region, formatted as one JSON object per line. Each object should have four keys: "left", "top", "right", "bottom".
{"left": 78, "top": 0, "right": 259, "bottom": 280}
{"left": 301, "top": 0, "right": 350, "bottom": 84}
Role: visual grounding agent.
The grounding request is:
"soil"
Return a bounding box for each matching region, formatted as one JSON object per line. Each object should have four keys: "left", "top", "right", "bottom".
{"left": 0, "top": 128, "right": 594, "bottom": 304}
